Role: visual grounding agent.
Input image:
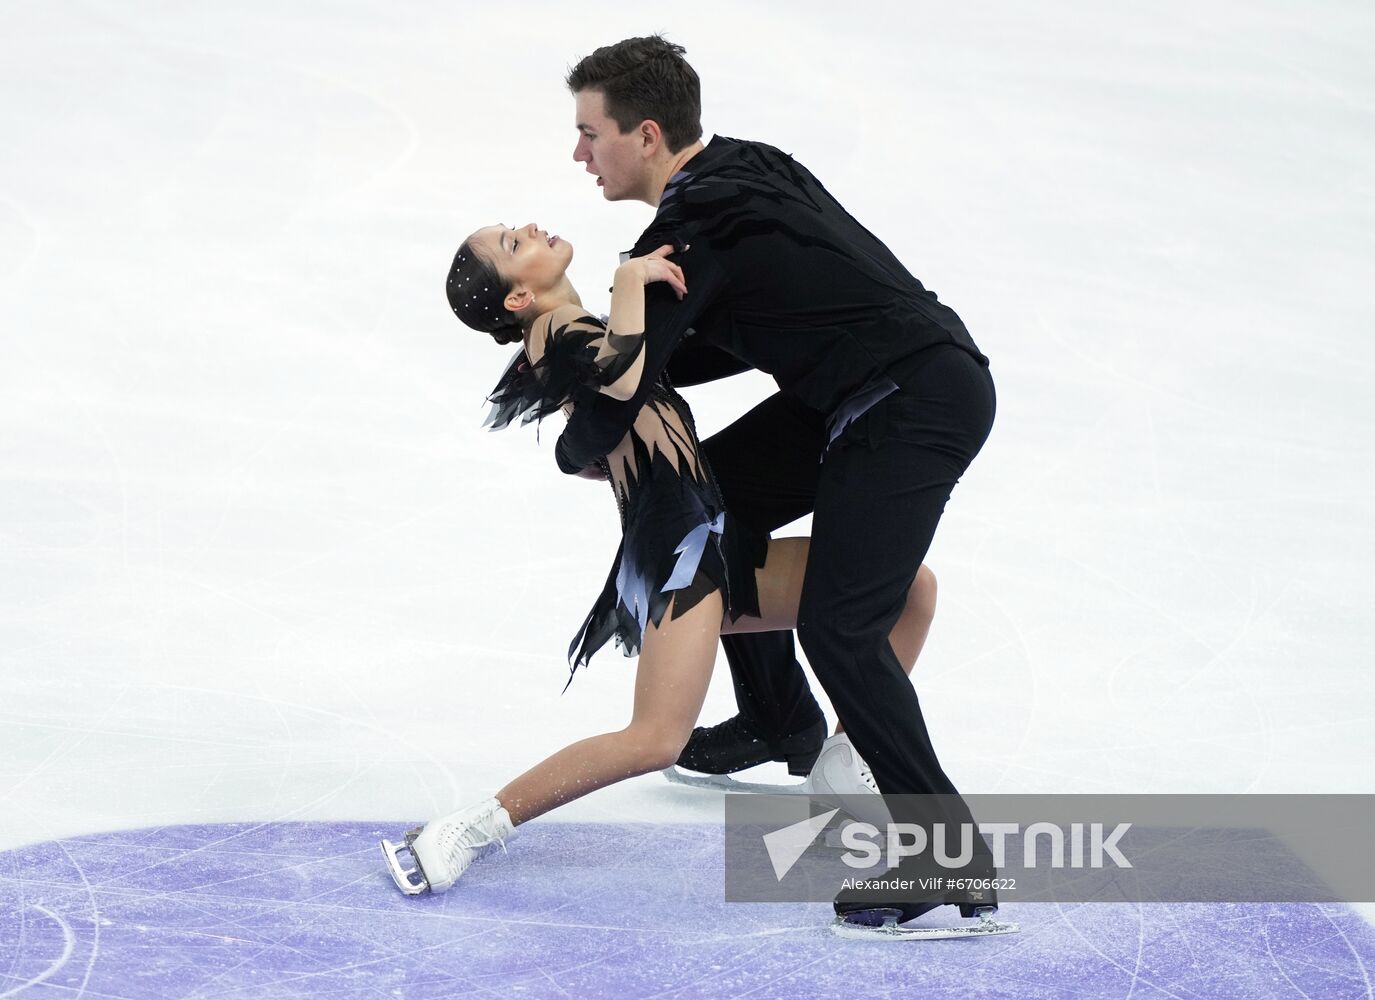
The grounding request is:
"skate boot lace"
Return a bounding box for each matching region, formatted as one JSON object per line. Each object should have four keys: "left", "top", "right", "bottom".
{"left": 856, "top": 756, "right": 879, "bottom": 794}
{"left": 437, "top": 802, "right": 511, "bottom": 875}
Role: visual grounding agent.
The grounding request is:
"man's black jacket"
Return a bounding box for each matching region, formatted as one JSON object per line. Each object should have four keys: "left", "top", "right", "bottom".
{"left": 555, "top": 135, "right": 989, "bottom": 474}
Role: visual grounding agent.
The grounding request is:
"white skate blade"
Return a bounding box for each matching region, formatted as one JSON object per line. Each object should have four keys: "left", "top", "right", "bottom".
{"left": 380, "top": 835, "right": 429, "bottom": 895}
{"left": 661, "top": 765, "right": 811, "bottom": 795}
{"left": 831, "top": 908, "right": 1020, "bottom": 941}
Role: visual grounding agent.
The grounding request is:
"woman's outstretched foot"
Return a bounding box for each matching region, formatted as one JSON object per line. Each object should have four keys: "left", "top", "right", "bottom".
{"left": 381, "top": 797, "right": 517, "bottom": 895}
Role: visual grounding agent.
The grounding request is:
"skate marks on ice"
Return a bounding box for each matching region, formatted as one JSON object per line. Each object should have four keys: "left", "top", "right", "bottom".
{"left": 3, "top": 823, "right": 1375, "bottom": 998}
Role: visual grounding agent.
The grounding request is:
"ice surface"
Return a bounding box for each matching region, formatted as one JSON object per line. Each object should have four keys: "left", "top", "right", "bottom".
{"left": 4, "top": 822, "right": 1375, "bottom": 998}
{"left": 1, "top": 0, "right": 1373, "bottom": 992}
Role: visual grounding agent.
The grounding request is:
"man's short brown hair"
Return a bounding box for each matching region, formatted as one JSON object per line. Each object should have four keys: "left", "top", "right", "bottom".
{"left": 566, "top": 34, "right": 703, "bottom": 153}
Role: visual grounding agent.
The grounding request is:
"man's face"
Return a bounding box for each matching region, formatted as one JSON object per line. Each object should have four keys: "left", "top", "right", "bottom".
{"left": 572, "top": 89, "right": 652, "bottom": 204}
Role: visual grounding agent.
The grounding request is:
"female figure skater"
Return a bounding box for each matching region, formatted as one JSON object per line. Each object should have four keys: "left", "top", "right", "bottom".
{"left": 380, "top": 222, "right": 936, "bottom": 895}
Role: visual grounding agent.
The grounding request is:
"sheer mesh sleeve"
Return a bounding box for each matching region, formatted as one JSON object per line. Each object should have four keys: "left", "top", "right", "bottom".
{"left": 484, "top": 308, "right": 643, "bottom": 431}
{"left": 556, "top": 246, "right": 729, "bottom": 473}
{"left": 540, "top": 307, "right": 644, "bottom": 392}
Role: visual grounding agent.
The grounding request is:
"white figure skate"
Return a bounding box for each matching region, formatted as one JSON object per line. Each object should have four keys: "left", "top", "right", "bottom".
{"left": 803, "top": 732, "right": 894, "bottom": 834}
{"left": 381, "top": 797, "right": 517, "bottom": 895}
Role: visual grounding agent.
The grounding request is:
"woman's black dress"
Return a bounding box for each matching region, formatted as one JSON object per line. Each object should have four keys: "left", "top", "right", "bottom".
{"left": 484, "top": 307, "right": 765, "bottom": 688}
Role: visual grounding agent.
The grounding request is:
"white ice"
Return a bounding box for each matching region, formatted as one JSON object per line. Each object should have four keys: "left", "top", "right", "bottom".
{"left": 1, "top": 0, "right": 1371, "bottom": 919}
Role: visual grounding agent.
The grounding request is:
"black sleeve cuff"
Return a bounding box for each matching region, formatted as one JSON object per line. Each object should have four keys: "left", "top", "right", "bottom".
{"left": 554, "top": 435, "right": 582, "bottom": 475}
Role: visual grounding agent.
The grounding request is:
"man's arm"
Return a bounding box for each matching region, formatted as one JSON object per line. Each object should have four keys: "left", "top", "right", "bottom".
{"left": 554, "top": 242, "right": 729, "bottom": 474}
{"left": 665, "top": 336, "right": 751, "bottom": 387}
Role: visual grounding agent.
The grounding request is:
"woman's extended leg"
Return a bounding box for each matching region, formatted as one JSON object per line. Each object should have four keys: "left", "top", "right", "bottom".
{"left": 722, "top": 539, "right": 938, "bottom": 735}
{"left": 384, "top": 587, "right": 725, "bottom": 895}
{"left": 495, "top": 587, "right": 724, "bottom": 825}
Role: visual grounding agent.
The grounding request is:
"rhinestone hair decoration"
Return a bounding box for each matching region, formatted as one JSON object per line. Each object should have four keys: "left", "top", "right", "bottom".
{"left": 446, "top": 245, "right": 518, "bottom": 335}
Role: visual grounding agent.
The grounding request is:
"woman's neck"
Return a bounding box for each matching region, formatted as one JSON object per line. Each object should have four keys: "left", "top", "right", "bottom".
{"left": 521, "top": 280, "right": 584, "bottom": 331}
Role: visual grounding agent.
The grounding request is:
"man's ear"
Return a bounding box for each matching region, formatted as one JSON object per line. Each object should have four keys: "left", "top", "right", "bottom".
{"left": 639, "top": 119, "right": 663, "bottom": 155}
{"left": 504, "top": 287, "right": 534, "bottom": 313}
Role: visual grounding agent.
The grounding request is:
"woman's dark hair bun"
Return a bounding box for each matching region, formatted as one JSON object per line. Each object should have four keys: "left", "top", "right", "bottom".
{"left": 488, "top": 323, "right": 523, "bottom": 346}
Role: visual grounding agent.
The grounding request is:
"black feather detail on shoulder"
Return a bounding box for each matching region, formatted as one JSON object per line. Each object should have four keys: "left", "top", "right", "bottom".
{"left": 483, "top": 311, "right": 642, "bottom": 431}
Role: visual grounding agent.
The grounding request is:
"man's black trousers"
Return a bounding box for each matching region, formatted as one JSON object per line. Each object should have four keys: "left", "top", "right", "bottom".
{"left": 700, "top": 344, "right": 996, "bottom": 796}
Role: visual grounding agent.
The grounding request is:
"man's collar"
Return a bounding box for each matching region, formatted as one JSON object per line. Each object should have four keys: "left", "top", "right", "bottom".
{"left": 677, "top": 134, "right": 732, "bottom": 176}
{"left": 622, "top": 136, "right": 736, "bottom": 256}
{"left": 654, "top": 135, "right": 732, "bottom": 214}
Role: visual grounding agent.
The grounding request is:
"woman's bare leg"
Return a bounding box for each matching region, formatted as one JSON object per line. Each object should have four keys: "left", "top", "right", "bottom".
{"left": 722, "top": 539, "right": 938, "bottom": 735}
{"left": 887, "top": 563, "right": 938, "bottom": 682}
{"left": 495, "top": 539, "right": 934, "bottom": 822}
{"left": 496, "top": 588, "right": 723, "bottom": 825}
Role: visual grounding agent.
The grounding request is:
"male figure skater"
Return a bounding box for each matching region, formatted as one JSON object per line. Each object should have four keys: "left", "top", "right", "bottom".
{"left": 566, "top": 40, "right": 929, "bottom": 788}
{"left": 564, "top": 35, "right": 1003, "bottom": 933}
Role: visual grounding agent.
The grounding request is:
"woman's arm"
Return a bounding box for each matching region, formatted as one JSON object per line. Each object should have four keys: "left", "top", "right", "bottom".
{"left": 525, "top": 305, "right": 638, "bottom": 403}
{"left": 600, "top": 245, "right": 686, "bottom": 400}
{"left": 555, "top": 237, "right": 729, "bottom": 476}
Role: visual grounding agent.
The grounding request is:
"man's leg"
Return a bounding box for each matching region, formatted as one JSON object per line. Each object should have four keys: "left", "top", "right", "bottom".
{"left": 794, "top": 348, "right": 997, "bottom": 921}
{"left": 798, "top": 348, "right": 994, "bottom": 797}
{"left": 676, "top": 391, "right": 827, "bottom": 773}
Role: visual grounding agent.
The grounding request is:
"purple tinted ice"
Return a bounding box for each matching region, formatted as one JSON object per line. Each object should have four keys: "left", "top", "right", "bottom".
{"left": 3, "top": 821, "right": 1374, "bottom": 998}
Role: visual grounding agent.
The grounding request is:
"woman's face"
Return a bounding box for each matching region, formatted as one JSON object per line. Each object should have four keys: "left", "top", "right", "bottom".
{"left": 467, "top": 223, "right": 573, "bottom": 296}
